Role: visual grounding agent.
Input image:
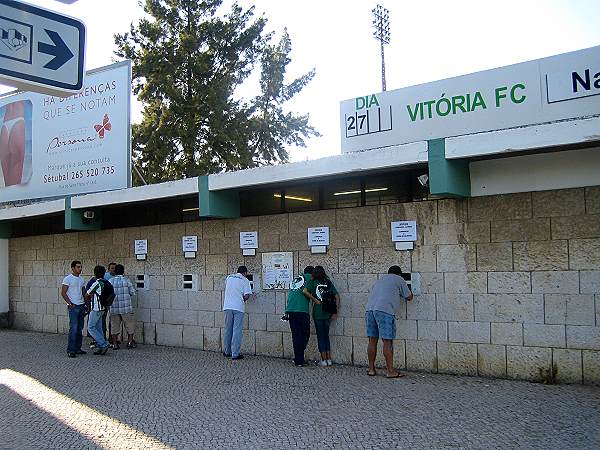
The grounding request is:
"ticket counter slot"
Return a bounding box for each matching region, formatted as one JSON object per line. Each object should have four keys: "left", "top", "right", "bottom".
{"left": 401, "top": 272, "right": 411, "bottom": 288}
{"left": 182, "top": 274, "right": 198, "bottom": 291}
{"left": 403, "top": 272, "right": 421, "bottom": 295}
{"left": 136, "top": 274, "right": 149, "bottom": 290}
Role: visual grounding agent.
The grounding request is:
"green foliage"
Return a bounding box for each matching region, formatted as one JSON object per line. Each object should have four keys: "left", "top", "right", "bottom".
{"left": 115, "top": 0, "right": 319, "bottom": 183}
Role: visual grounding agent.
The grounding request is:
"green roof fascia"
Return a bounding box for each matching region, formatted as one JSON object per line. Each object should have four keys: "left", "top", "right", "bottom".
{"left": 0, "top": 222, "right": 11, "bottom": 239}
{"left": 64, "top": 197, "right": 102, "bottom": 231}
{"left": 198, "top": 176, "right": 240, "bottom": 218}
{"left": 428, "top": 138, "right": 471, "bottom": 198}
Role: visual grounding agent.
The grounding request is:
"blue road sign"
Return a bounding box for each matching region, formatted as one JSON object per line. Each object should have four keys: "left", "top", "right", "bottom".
{"left": 0, "top": 0, "right": 85, "bottom": 95}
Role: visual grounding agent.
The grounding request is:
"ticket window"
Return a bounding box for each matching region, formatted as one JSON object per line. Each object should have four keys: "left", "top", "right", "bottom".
{"left": 246, "top": 274, "right": 254, "bottom": 293}
{"left": 401, "top": 272, "right": 411, "bottom": 289}
{"left": 135, "top": 274, "right": 149, "bottom": 290}
{"left": 402, "top": 272, "right": 421, "bottom": 295}
{"left": 182, "top": 274, "right": 198, "bottom": 291}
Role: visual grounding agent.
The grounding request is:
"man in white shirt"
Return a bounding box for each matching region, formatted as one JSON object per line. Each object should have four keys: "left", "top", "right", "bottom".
{"left": 61, "top": 260, "right": 86, "bottom": 358}
{"left": 222, "top": 266, "right": 252, "bottom": 360}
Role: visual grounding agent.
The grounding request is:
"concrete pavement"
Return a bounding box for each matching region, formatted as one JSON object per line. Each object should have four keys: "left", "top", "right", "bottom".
{"left": 1, "top": 330, "right": 599, "bottom": 449}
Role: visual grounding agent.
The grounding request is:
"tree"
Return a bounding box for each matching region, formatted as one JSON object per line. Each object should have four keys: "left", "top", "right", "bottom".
{"left": 114, "top": 0, "right": 319, "bottom": 183}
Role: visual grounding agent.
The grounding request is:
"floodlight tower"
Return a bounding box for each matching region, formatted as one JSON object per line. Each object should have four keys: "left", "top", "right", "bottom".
{"left": 372, "top": 4, "right": 390, "bottom": 91}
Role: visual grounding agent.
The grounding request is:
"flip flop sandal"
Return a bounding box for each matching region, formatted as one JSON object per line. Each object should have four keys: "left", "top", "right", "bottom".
{"left": 386, "top": 373, "right": 405, "bottom": 379}
{"left": 367, "top": 370, "right": 377, "bottom": 376}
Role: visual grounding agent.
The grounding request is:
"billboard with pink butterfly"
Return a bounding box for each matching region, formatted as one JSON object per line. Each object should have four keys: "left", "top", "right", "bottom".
{"left": 0, "top": 61, "right": 130, "bottom": 202}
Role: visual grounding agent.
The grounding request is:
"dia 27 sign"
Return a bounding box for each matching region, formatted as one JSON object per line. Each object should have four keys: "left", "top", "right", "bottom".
{"left": 0, "top": 61, "right": 131, "bottom": 202}
{"left": 340, "top": 45, "right": 600, "bottom": 153}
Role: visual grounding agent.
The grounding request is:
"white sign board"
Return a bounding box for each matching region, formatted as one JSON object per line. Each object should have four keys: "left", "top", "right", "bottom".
{"left": 308, "top": 227, "right": 330, "bottom": 246}
{"left": 340, "top": 45, "right": 600, "bottom": 153}
{"left": 0, "top": 0, "right": 85, "bottom": 95}
{"left": 134, "top": 239, "right": 147, "bottom": 255}
{"left": 261, "top": 252, "right": 293, "bottom": 290}
{"left": 0, "top": 61, "right": 130, "bottom": 202}
{"left": 182, "top": 235, "right": 197, "bottom": 253}
{"left": 391, "top": 221, "right": 417, "bottom": 242}
{"left": 239, "top": 231, "right": 258, "bottom": 249}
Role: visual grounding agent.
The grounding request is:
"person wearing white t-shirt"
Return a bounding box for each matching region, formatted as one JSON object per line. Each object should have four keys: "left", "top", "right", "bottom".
{"left": 222, "top": 266, "right": 252, "bottom": 360}
{"left": 61, "top": 260, "right": 86, "bottom": 358}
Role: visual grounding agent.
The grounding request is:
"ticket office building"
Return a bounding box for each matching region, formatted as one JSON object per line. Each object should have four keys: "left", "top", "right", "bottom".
{"left": 1, "top": 111, "right": 599, "bottom": 385}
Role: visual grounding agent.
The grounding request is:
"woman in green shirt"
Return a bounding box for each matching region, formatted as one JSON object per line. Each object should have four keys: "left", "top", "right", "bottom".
{"left": 303, "top": 265, "right": 340, "bottom": 366}
{"left": 285, "top": 266, "right": 320, "bottom": 366}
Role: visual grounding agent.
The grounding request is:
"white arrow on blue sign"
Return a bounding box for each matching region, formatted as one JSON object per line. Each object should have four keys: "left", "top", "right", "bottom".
{"left": 0, "top": 0, "right": 85, "bottom": 96}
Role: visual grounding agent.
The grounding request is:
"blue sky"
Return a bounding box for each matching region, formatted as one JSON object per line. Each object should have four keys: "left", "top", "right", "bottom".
{"left": 3, "top": 0, "right": 600, "bottom": 162}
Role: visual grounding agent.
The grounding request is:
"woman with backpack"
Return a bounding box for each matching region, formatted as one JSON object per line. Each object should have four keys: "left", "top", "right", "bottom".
{"left": 285, "top": 266, "right": 321, "bottom": 367}
{"left": 303, "top": 265, "right": 340, "bottom": 366}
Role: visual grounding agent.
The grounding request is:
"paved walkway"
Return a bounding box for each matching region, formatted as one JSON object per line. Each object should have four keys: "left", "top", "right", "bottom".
{"left": 0, "top": 330, "right": 599, "bottom": 449}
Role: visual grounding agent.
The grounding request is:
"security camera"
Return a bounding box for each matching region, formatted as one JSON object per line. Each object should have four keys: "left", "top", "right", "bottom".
{"left": 417, "top": 174, "right": 429, "bottom": 187}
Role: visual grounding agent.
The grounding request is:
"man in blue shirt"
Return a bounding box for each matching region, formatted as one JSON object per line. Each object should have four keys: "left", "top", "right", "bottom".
{"left": 104, "top": 262, "right": 116, "bottom": 281}
{"left": 365, "top": 265, "right": 413, "bottom": 378}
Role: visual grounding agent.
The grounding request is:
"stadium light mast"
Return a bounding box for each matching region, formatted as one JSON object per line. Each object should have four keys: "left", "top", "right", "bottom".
{"left": 372, "top": 4, "right": 390, "bottom": 91}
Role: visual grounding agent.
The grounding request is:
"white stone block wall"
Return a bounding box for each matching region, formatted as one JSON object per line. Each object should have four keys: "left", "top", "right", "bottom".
{"left": 7, "top": 186, "right": 600, "bottom": 384}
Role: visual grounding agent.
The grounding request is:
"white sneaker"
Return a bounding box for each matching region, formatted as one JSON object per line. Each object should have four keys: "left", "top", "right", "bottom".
{"left": 319, "top": 360, "right": 328, "bottom": 366}
{"left": 327, "top": 359, "right": 333, "bottom": 366}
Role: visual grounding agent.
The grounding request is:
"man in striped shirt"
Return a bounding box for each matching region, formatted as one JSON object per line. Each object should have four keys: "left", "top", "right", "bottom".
{"left": 109, "top": 264, "right": 137, "bottom": 349}
{"left": 85, "top": 265, "right": 109, "bottom": 355}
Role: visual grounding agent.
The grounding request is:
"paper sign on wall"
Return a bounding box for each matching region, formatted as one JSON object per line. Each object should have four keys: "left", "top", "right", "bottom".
{"left": 134, "top": 239, "right": 148, "bottom": 255}
{"left": 308, "top": 227, "right": 330, "bottom": 246}
{"left": 182, "top": 235, "right": 198, "bottom": 252}
{"left": 391, "top": 221, "right": 417, "bottom": 242}
{"left": 261, "top": 252, "right": 293, "bottom": 290}
{"left": 239, "top": 231, "right": 258, "bottom": 249}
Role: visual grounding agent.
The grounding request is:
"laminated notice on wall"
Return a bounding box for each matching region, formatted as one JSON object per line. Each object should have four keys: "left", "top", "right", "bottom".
{"left": 261, "top": 252, "right": 293, "bottom": 290}
{"left": 391, "top": 221, "right": 417, "bottom": 242}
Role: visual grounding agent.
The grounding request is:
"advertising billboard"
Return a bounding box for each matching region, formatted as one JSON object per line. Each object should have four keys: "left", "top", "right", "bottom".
{"left": 0, "top": 60, "right": 130, "bottom": 202}
{"left": 340, "top": 45, "right": 600, "bottom": 153}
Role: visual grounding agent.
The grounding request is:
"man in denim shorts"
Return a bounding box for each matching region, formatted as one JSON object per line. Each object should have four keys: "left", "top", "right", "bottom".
{"left": 365, "top": 265, "right": 413, "bottom": 378}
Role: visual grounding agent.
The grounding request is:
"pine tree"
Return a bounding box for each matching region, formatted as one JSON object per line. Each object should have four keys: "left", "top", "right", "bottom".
{"left": 114, "top": 0, "right": 319, "bottom": 183}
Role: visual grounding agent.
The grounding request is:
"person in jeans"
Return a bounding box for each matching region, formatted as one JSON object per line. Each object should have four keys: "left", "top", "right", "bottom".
{"left": 100, "top": 261, "right": 117, "bottom": 341}
{"left": 365, "top": 265, "right": 413, "bottom": 378}
{"left": 85, "top": 265, "right": 109, "bottom": 355}
{"left": 222, "top": 266, "right": 252, "bottom": 360}
{"left": 304, "top": 265, "right": 340, "bottom": 367}
{"left": 109, "top": 264, "right": 137, "bottom": 349}
{"left": 61, "top": 260, "right": 86, "bottom": 358}
{"left": 286, "top": 266, "right": 321, "bottom": 366}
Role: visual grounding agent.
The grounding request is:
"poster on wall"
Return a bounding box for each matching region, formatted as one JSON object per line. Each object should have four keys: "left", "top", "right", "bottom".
{"left": 261, "top": 252, "right": 293, "bottom": 290}
{"left": 0, "top": 61, "right": 131, "bottom": 203}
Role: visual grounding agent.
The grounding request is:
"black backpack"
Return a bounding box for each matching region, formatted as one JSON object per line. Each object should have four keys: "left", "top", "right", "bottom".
{"left": 97, "top": 279, "right": 116, "bottom": 308}
{"left": 317, "top": 283, "right": 337, "bottom": 314}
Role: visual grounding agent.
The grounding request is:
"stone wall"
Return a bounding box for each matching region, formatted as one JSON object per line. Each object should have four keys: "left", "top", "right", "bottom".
{"left": 7, "top": 186, "right": 600, "bottom": 384}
